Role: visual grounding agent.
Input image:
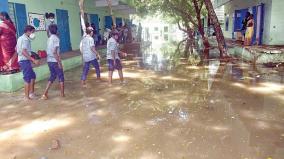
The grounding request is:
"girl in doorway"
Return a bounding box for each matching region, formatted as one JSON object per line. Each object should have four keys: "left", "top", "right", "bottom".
{"left": 244, "top": 14, "right": 254, "bottom": 46}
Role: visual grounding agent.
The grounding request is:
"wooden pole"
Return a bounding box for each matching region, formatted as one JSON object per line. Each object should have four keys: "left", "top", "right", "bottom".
{"left": 106, "top": 0, "right": 116, "bottom": 28}
{"left": 79, "top": 0, "right": 86, "bottom": 36}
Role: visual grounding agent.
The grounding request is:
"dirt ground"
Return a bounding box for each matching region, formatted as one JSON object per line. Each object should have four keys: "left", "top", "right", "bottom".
{"left": 0, "top": 57, "right": 284, "bottom": 159}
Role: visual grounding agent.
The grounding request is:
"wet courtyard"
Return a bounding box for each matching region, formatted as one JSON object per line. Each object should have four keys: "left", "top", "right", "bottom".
{"left": 0, "top": 43, "right": 284, "bottom": 159}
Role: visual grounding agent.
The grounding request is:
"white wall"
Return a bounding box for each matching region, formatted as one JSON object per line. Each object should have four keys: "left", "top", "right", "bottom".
{"left": 268, "top": 0, "right": 284, "bottom": 45}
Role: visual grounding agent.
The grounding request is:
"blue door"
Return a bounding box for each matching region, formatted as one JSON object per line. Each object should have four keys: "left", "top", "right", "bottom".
{"left": 116, "top": 17, "right": 122, "bottom": 27}
{"left": 15, "top": 3, "right": 27, "bottom": 37}
{"left": 105, "top": 16, "right": 112, "bottom": 29}
{"left": 56, "top": 9, "right": 72, "bottom": 53}
{"left": 0, "top": 0, "right": 8, "bottom": 12}
{"left": 234, "top": 8, "right": 248, "bottom": 32}
{"left": 90, "top": 14, "right": 100, "bottom": 32}
{"left": 252, "top": 3, "right": 265, "bottom": 45}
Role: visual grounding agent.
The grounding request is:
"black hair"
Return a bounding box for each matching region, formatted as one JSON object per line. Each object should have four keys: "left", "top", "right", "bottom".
{"left": 49, "top": 24, "right": 58, "bottom": 35}
{"left": 111, "top": 31, "right": 119, "bottom": 37}
{"left": 245, "top": 12, "right": 251, "bottom": 18}
{"left": 86, "top": 28, "right": 93, "bottom": 35}
{"left": 45, "top": 12, "right": 55, "bottom": 19}
{"left": 85, "top": 22, "right": 90, "bottom": 28}
{"left": 24, "top": 25, "right": 35, "bottom": 33}
{"left": 0, "top": 12, "right": 13, "bottom": 23}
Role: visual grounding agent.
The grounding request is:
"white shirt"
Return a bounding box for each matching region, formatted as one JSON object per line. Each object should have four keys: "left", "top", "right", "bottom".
{"left": 17, "top": 34, "right": 31, "bottom": 62}
{"left": 80, "top": 35, "right": 96, "bottom": 62}
{"left": 47, "top": 34, "right": 60, "bottom": 62}
{"left": 107, "top": 37, "right": 119, "bottom": 60}
{"left": 46, "top": 20, "right": 56, "bottom": 37}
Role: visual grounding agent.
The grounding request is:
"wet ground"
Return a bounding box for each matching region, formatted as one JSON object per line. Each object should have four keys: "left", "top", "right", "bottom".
{"left": 0, "top": 43, "right": 284, "bottom": 159}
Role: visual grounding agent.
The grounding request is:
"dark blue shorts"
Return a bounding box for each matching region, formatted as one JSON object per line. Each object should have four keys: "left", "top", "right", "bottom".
{"left": 48, "top": 62, "right": 64, "bottom": 83}
{"left": 19, "top": 60, "right": 36, "bottom": 83}
{"left": 108, "top": 59, "right": 122, "bottom": 71}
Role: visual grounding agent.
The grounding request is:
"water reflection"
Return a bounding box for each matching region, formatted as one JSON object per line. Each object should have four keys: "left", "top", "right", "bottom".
{"left": 1, "top": 40, "right": 284, "bottom": 159}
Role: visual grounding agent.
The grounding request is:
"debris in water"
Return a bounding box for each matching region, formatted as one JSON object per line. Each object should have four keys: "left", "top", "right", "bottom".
{"left": 49, "top": 139, "right": 60, "bottom": 150}
{"left": 178, "top": 108, "right": 189, "bottom": 122}
{"left": 146, "top": 117, "right": 167, "bottom": 125}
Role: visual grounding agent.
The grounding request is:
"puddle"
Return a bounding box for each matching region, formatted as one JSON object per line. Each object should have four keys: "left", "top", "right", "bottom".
{"left": 0, "top": 40, "right": 284, "bottom": 159}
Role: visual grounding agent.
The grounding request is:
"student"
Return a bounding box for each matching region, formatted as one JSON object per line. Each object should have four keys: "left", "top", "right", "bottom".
{"left": 244, "top": 14, "right": 254, "bottom": 46}
{"left": 107, "top": 31, "right": 126, "bottom": 85}
{"left": 16, "top": 25, "right": 39, "bottom": 100}
{"left": 42, "top": 24, "right": 64, "bottom": 99}
{"left": 45, "top": 13, "right": 56, "bottom": 37}
{"left": 80, "top": 27, "right": 101, "bottom": 87}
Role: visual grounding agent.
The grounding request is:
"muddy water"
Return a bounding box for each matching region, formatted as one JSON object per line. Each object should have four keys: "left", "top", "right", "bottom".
{"left": 1, "top": 48, "right": 284, "bottom": 159}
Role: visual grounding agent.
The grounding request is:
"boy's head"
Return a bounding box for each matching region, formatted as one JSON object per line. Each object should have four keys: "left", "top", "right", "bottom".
{"left": 86, "top": 27, "right": 94, "bottom": 36}
{"left": 24, "top": 25, "right": 36, "bottom": 39}
{"left": 24, "top": 25, "right": 35, "bottom": 35}
{"left": 111, "top": 31, "right": 119, "bottom": 40}
{"left": 49, "top": 24, "right": 58, "bottom": 35}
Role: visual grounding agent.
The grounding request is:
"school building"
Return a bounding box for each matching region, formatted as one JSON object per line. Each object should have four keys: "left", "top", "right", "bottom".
{"left": 1, "top": 0, "right": 133, "bottom": 52}
{"left": 213, "top": 0, "right": 284, "bottom": 45}
{"left": 0, "top": 0, "right": 134, "bottom": 92}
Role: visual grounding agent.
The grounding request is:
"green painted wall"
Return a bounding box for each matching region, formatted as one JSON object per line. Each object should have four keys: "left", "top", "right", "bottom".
{"left": 8, "top": 0, "right": 129, "bottom": 52}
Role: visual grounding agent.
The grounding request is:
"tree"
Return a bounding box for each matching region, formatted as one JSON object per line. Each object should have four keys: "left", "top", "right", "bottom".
{"left": 203, "top": 0, "right": 228, "bottom": 58}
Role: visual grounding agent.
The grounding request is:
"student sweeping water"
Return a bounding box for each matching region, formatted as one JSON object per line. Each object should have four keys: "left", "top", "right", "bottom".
{"left": 16, "top": 25, "right": 39, "bottom": 100}
{"left": 41, "top": 24, "right": 65, "bottom": 99}
{"left": 80, "top": 27, "right": 101, "bottom": 87}
{"left": 107, "top": 31, "right": 127, "bottom": 85}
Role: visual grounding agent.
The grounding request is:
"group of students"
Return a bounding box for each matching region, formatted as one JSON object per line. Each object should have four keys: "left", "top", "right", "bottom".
{"left": 17, "top": 20, "right": 126, "bottom": 100}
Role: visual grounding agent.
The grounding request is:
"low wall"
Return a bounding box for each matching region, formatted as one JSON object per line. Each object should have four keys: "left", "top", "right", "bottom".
{"left": 0, "top": 48, "right": 106, "bottom": 92}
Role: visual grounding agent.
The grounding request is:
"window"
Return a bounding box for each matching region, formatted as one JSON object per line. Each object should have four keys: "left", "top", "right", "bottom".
{"left": 154, "top": 27, "right": 158, "bottom": 31}
{"left": 164, "top": 34, "right": 169, "bottom": 41}
{"left": 154, "top": 36, "right": 159, "bottom": 40}
{"left": 164, "top": 26, "right": 168, "bottom": 32}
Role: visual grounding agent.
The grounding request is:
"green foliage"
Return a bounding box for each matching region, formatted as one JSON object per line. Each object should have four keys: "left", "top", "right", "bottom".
{"left": 129, "top": 0, "right": 208, "bottom": 29}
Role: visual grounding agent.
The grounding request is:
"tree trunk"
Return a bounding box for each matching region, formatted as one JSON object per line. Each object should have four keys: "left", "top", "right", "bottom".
{"left": 184, "top": 38, "right": 191, "bottom": 58}
{"left": 187, "top": 27, "right": 194, "bottom": 55}
{"left": 192, "top": 0, "right": 210, "bottom": 50}
{"left": 204, "top": 0, "right": 228, "bottom": 58}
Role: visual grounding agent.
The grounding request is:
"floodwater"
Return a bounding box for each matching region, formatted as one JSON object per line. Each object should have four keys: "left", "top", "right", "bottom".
{"left": 0, "top": 42, "right": 284, "bottom": 159}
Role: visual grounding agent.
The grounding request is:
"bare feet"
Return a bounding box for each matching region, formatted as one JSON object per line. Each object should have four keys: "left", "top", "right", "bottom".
{"left": 41, "top": 95, "right": 48, "bottom": 100}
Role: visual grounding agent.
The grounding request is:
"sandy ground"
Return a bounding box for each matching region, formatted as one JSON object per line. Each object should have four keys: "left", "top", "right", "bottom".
{"left": 0, "top": 58, "right": 284, "bottom": 159}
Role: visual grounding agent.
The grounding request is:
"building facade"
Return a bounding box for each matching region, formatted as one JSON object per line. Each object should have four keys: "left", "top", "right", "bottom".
{"left": 214, "top": 0, "right": 284, "bottom": 45}
{"left": 1, "top": 0, "right": 131, "bottom": 53}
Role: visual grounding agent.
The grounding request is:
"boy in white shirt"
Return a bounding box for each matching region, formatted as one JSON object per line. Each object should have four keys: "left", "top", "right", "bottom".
{"left": 16, "top": 25, "right": 39, "bottom": 100}
{"left": 42, "top": 24, "right": 64, "bottom": 99}
{"left": 80, "top": 27, "right": 101, "bottom": 87}
{"left": 107, "top": 31, "right": 127, "bottom": 85}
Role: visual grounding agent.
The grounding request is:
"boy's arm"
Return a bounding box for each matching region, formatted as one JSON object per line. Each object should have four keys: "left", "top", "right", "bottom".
{"left": 53, "top": 46, "right": 61, "bottom": 62}
{"left": 22, "top": 49, "right": 38, "bottom": 64}
{"left": 91, "top": 46, "right": 100, "bottom": 59}
{"left": 111, "top": 50, "right": 116, "bottom": 64}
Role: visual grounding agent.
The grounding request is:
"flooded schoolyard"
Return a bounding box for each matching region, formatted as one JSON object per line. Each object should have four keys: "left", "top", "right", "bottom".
{"left": 0, "top": 42, "right": 284, "bottom": 159}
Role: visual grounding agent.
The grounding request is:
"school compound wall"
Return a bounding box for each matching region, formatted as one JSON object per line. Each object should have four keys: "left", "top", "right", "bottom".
{"left": 7, "top": 0, "right": 129, "bottom": 53}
